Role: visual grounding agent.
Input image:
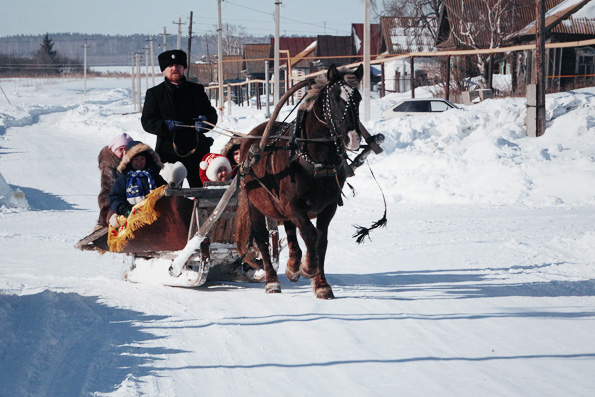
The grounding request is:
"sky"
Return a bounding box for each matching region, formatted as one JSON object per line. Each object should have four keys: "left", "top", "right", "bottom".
{"left": 0, "top": 0, "right": 370, "bottom": 38}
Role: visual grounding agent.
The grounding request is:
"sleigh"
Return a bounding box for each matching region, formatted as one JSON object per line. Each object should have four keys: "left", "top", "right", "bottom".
{"left": 77, "top": 69, "right": 385, "bottom": 292}
{"left": 75, "top": 181, "right": 280, "bottom": 287}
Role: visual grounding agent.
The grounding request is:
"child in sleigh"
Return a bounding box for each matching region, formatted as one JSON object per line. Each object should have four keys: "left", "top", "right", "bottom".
{"left": 108, "top": 140, "right": 168, "bottom": 223}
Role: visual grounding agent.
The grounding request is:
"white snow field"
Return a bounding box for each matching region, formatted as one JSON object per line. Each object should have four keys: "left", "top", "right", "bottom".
{"left": 0, "top": 76, "right": 594, "bottom": 396}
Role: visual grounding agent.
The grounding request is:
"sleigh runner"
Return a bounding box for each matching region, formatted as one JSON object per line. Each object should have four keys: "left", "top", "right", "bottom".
{"left": 76, "top": 181, "right": 280, "bottom": 287}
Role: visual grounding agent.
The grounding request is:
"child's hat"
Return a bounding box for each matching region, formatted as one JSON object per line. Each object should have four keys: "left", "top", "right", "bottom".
{"left": 200, "top": 153, "right": 232, "bottom": 182}
{"left": 109, "top": 133, "right": 133, "bottom": 152}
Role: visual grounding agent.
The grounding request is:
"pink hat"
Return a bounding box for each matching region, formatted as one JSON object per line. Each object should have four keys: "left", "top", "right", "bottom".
{"left": 109, "top": 133, "right": 133, "bottom": 153}
{"left": 199, "top": 153, "right": 232, "bottom": 183}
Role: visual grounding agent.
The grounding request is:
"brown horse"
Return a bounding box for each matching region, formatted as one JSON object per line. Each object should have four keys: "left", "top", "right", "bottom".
{"left": 236, "top": 64, "right": 364, "bottom": 299}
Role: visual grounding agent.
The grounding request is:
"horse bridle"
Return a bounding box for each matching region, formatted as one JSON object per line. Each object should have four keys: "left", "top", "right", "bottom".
{"left": 297, "top": 79, "right": 362, "bottom": 176}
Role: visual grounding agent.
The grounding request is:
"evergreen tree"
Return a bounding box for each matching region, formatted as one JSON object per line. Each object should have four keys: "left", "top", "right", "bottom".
{"left": 35, "top": 33, "right": 60, "bottom": 74}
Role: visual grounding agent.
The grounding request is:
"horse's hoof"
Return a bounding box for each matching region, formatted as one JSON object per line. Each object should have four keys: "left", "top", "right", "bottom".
{"left": 285, "top": 268, "right": 301, "bottom": 282}
{"left": 265, "top": 282, "right": 282, "bottom": 293}
{"left": 315, "top": 286, "right": 335, "bottom": 300}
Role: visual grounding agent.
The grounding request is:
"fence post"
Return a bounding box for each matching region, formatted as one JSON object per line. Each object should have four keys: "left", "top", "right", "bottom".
{"left": 380, "top": 63, "right": 385, "bottom": 98}
{"left": 410, "top": 56, "right": 415, "bottom": 98}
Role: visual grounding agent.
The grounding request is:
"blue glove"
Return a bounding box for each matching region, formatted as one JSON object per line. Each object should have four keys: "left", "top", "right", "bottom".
{"left": 194, "top": 115, "right": 208, "bottom": 132}
{"left": 164, "top": 120, "right": 182, "bottom": 132}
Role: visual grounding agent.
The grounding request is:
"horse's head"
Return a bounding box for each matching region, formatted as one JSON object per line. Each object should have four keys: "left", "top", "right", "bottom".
{"left": 324, "top": 64, "right": 364, "bottom": 151}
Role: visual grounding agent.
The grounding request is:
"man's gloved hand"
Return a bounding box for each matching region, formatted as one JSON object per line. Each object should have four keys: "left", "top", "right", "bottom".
{"left": 194, "top": 116, "right": 208, "bottom": 132}
{"left": 164, "top": 119, "right": 183, "bottom": 132}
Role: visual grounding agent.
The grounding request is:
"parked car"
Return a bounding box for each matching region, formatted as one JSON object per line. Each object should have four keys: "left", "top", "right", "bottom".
{"left": 381, "top": 98, "right": 460, "bottom": 118}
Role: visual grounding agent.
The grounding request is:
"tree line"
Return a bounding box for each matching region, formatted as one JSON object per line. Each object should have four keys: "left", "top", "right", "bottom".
{"left": 0, "top": 34, "right": 84, "bottom": 76}
{"left": 0, "top": 30, "right": 271, "bottom": 71}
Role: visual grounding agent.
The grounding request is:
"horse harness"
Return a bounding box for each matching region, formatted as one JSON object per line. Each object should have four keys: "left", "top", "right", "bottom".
{"left": 293, "top": 79, "right": 361, "bottom": 178}
{"left": 241, "top": 78, "right": 361, "bottom": 205}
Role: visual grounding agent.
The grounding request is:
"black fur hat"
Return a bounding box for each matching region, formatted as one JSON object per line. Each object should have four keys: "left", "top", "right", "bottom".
{"left": 158, "top": 50, "right": 188, "bottom": 72}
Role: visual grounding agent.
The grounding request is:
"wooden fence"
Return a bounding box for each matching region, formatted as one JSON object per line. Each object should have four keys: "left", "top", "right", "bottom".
{"left": 194, "top": 38, "right": 595, "bottom": 115}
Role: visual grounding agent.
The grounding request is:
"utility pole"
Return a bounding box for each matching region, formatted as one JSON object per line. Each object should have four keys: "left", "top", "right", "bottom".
{"left": 527, "top": 0, "right": 546, "bottom": 137}
{"left": 265, "top": 61, "right": 271, "bottom": 118}
{"left": 131, "top": 53, "right": 136, "bottom": 111}
{"left": 143, "top": 46, "right": 150, "bottom": 91}
{"left": 187, "top": 11, "right": 194, "bottom": 79}
{"left": 363, "top": 0, "right": 371, "bottom": 121}
{"left": 82, "top": 40, "right": 87, "bottom": 95}
{"left": 136, "top": 52, "right": 142, "bottom": 111}
{"left": 274, "top": 1, "right": 281, "bottom": 106}
{"left": 161, "top": 27, "right": 169, "bottom": 52}
{"left": 147, "top": 35, "right": 156, "bottom": 86}
{"left": 173, "top": 17, "right": 186, "bottom": 50}
{"left": 217, "top": 0, "right": 224, "bottom": 120}
{"left": 535, "top": 0, "right": 546, "bottom": 137}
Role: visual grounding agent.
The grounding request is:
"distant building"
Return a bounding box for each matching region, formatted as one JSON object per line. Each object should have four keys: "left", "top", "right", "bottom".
{"left": 379, "top": 16, "right": 438, "bottom": 93}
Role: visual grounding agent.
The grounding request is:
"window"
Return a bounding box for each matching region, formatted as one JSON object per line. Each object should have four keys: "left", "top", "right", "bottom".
{"left": 577, "top": 55, "right": 594, "bottom": 76}
{"left": 430, "top": 101, "right": 450, "bottom": 112}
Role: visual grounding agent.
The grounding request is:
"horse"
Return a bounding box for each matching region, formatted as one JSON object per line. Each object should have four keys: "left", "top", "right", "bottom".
{"left": 235, "top": 63, "right": 364, "bottom": 299}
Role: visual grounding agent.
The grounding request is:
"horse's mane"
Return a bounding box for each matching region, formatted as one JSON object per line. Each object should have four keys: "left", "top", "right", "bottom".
{"left": 299, "top": 68, "right": 361, "bottom": 112}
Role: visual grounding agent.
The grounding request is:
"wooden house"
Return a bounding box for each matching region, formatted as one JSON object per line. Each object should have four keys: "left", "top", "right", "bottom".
{"left": 311, "top": 35, "right": 352, "bottom": 71}
{"left": 351, "top": 23, "right": 381, "bottom": 62}
{"left": 378, "top": 16, "right": 438, "bottom": 93}
{"left": 242, "top": 43, "right": 271, "bottom": 80}
{"left": 436, "top": 0, "right": 595, "bottom": 91}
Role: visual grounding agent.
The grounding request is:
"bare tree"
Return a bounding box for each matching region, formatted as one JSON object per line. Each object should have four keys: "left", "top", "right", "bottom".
{"left": 222, "top": 24, "right": 247, "bottom": 55}
{"left": 380, "top": 0, "right": 443, "bottom": 41}
{"left": 444, "top": 0, "right": 522, "bottom": 85}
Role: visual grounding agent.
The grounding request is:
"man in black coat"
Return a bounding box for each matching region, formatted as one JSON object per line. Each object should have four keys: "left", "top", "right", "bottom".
{"left": 141, "top": 49, "right": 218, "bottom": 187}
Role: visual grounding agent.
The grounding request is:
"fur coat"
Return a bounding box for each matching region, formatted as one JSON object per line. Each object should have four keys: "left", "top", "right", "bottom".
{"left": 97, "top": 146, "right": 121, "bottom": 227}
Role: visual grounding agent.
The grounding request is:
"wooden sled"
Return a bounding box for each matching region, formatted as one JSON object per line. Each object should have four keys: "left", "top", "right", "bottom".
{"left": 75, "top": 182, "right": 280, "bottom": 287}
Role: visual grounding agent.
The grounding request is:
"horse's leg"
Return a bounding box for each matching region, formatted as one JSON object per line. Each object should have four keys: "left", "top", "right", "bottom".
{"left": 292, "top": 213, "right": 319, "bottom": 279}
{"left": 312, "top": 204, "right": 338, "bottom": 299}
{"left": 283, "top": 220, "right": 302, "bottom": 282}
{"left": 249, "top": 206, "right": 281, "bottom": 293}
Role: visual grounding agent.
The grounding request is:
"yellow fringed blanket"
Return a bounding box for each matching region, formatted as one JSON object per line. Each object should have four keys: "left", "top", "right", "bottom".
{"left": 107, "top": 185, "right": 166, "bottom": 252}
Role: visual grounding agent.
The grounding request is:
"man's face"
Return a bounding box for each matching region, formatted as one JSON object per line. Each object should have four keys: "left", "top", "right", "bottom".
{"left": 163, "top": 64, "right": 185, "bottom": 84}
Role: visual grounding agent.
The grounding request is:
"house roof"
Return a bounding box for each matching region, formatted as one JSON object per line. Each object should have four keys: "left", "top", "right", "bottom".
{"left": 379, "top": 16, "right": 437, "bottom": 55}
{"left": 314, "top": 35, "right": 352, "bottom": 66}
{"left": 270, "top": 37, "right": 316, "bottom": 68}
{"left": 511, "top": 0, "right": 595, "bottom": 39}
{"left": 437, "top": 0, "right": 595, "bottom": 49}
{"left": 351, "top": 23, "right": 381, "bottom": 56}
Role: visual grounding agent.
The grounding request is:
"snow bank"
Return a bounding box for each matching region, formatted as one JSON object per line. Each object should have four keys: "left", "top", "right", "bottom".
{"left": 0, "top": 172, "right": 28, "bottom": 212}
{"left": 363, "top": 87, "right": 595, "bottom": 207}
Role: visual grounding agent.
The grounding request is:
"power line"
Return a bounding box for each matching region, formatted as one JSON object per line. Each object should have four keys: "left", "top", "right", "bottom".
{"left": 221, "top": 0, "right": 351, "bottom": 35}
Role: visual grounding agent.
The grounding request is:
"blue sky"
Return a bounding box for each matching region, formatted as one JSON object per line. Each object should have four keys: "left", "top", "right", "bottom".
{"left": 1, "top": 0, "right": 371, "bottom": 37}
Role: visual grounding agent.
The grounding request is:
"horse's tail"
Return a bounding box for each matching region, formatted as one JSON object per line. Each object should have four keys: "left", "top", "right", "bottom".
{"left": 235, "top": 187, "right": 262, "bottom": 270}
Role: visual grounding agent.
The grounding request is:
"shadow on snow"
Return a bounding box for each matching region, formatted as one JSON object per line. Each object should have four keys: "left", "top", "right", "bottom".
{"left": 11, "top": 184, "right": 79, "bottom": 211}
{"left": 0, "top": 290, "right": 185, "bottom": 396}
